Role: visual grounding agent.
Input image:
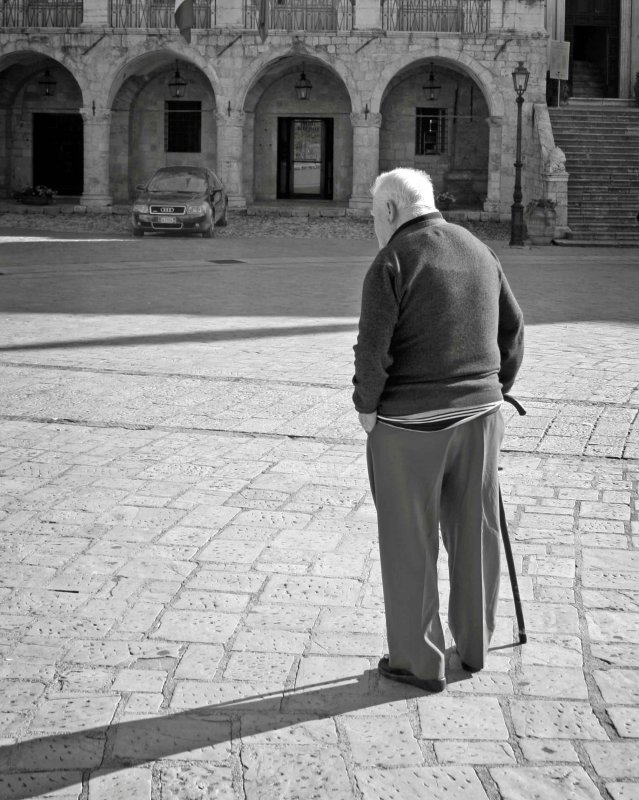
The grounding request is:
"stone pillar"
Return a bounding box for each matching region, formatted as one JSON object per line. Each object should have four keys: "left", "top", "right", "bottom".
{"left": 0, "top": 108, "right": 8, "bottom": 198}
{"left": 216, "top": 110, "right": 246, "bottom": 209}
{"left": 349, "top": 111, "right": 381, "bottom": 212}
{"left": 80, "top": 108, "right": 113, "bottom": 207}
{"left": 544, "top": 169, "right": 569, "bottom": 238}
{"left": 619, "top": 0, "right": 632, "bottom": 98}
{"left": 81, "top": 0, "right": 110, "bottom": 26}
{"left": 484, "top": 117, "right": 504, "bottom": 217}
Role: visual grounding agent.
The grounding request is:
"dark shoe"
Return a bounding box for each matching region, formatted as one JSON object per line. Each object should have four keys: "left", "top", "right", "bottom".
{"left": 460, "top": 660, "right": 482, "bottom": 674}
{"left": 378, "top": 657, "right": 445, "bottom": 693}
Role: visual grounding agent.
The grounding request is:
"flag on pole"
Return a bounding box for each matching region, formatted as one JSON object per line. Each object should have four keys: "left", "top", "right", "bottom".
{"left": 256, "top": 0, "right": 268, "bottom": 42}
{"left": 175, "top": 0, "right": 195, "bottom": 43}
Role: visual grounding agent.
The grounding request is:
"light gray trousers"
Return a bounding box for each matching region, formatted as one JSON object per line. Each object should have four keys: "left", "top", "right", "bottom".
{"left": 366, "top": 409, "right": 504, "bottom": 680}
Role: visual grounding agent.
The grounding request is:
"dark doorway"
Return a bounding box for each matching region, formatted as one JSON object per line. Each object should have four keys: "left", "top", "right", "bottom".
{"left": 565, "top": 0, "right": 619, "bottom": 97}
{"left": 277, "top": 117, "right": 333, "bottom": 199}
{"left": 33, "top": 113, "right": 83, "bottom": 196}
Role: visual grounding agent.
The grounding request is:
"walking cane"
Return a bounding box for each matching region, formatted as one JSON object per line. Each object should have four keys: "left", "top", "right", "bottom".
{"left": 501, "top": 394, "right": 527, "bottom": 646}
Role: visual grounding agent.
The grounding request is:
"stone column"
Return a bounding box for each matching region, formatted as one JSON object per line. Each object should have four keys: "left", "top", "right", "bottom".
{"left": 216, "top": 109, "right": 246, "bottom": 209}
{"left": 349, "top": 112, "right": 381, "bottom": 212}
{"left": 80, "top": 108, "right": 113, "bottom": 207}
{"left": 619, "top": 0, "right": 632, "bottom": 98}
{"left": 81, "top": 0, "right": 110, "bottom": 26}
{"left": 484, "top": 116, "right": 504, "bottom": 217}
{"left": 0, "top": 108, "right": 8, "bottom": 198}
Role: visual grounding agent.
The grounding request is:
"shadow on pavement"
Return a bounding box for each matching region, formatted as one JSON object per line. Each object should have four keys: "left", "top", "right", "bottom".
{"left": 0, "top": 323, "right": 359, "bottom": 353}
{"left": 0, "top": 667, "right": 475, "bottom": 799}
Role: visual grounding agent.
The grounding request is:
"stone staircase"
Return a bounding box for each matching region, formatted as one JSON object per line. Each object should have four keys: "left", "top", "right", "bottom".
{"left": 549, "top": 100, "right": 639, "bottom": 245}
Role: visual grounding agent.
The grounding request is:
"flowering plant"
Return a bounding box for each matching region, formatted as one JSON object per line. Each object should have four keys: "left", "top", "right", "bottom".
{"left": 13, "top": 185, "right": 57, "bottom": 200}
{"left": 525, "top": 198, "right": 556, "bottom": 214}
{"left": 436, "top": 191, "right": 456, "bottom": 206}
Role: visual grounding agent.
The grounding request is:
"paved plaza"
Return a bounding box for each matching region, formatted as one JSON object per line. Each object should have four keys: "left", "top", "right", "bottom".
{"left": 0, "top": 220, "right": 638, "bottom": 799}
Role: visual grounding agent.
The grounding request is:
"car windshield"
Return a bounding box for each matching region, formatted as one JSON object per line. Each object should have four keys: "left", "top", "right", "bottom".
{"left": 147, "top": 172, "right": 208, "bottom": 193}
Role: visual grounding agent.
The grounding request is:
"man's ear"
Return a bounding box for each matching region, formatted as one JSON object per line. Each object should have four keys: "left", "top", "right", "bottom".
{"left": 386, "top": 199, "right": 397, "bottom": 222}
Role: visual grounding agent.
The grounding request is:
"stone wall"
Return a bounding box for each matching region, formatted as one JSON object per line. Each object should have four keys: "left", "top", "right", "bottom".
{"left": 0, "top": 0, "right": 556, "bottom": 213}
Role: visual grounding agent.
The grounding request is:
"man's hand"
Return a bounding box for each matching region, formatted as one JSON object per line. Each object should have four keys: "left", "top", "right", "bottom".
{"left": 358, "top": 411, "right": 377, "bottom": 433}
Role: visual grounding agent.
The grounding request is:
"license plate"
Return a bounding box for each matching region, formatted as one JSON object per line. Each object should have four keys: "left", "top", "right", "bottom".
{"left": 158, "top": 215, "right": 177, "bottom": 224}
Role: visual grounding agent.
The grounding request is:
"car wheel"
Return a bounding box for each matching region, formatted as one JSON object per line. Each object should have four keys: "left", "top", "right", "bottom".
{"left": 218, "top": 200, "right": 228, "bottom": 227}
{"left": 202, "top": 223, "right": 215, "bottom": 238}
{"left": 132, "top": 228, "right": 144, "bottom": 237}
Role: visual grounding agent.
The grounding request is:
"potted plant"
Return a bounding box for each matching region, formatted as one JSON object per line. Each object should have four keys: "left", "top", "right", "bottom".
{"left": 524, "top": 198, "right": 557, "bottom": 245}
{"left": 13, "top": 185, "right": 57, "bottom": 205}
{"left": 436, "top": 191, "right": 456, "bottom": 211}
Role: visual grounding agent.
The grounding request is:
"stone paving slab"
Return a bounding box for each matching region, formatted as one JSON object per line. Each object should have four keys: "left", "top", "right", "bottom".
{"left": 0, "top": 236, "right": 638, "bottom": 798}
{"left": 0, "top": 418, "right": 637, "bottom": 798}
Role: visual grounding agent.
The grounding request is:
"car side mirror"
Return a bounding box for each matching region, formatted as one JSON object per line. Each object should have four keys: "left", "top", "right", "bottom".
{"left": 135, "top": 184, "right": 146, "bottom": 191}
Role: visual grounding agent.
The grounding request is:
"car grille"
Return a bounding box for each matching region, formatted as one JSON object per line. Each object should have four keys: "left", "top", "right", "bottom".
{"left": 150, "top": 205, "right": 186, "bottom": 215}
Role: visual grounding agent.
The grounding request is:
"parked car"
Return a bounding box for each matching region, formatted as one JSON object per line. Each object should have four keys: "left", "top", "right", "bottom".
{"left": 131, "top": 166, "right": 228, "bottom": 237}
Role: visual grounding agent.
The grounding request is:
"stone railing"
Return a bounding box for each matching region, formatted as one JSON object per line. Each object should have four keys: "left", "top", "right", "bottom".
{"left": 0, "top": 0, "right": 83, "bottom": 26}
{"left": 381, "top": 0, "right": 489, "bottom": 32}
{"left": 109, "top": 0, "right": 214, "bottom": 29}
{"left": 244, "top": 0, "right": 354, "bottom": 32}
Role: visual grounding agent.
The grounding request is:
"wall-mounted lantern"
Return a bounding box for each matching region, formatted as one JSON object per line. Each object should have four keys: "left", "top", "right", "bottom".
{"left": 38, "top": 68, "right": 57, "bottom": 97}
{"left": 423, "top": 62, "right": 441, "bottom": 102}
{"left": 168, "top": 62, "right": 187, "bottom": 99}
{"left": 295, "top": 64, "right": 312, "bottom": 101}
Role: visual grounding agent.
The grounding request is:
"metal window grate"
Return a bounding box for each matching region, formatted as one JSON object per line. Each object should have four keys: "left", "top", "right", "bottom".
{"left": 165, "top": 102, "right": 202, "bottom": 154}
{"left": 108, "top": 0, "right": 214, "bottom": 29}
{"left": 415, "top": 108, "right": 447, "bottom": 155}
{"left": 1, "top": 0, "right": 83, "bottom": 27}
{"left": 382, "top": 0, "right": 490, "bottom": 33}
{"left": 244, "top": 0, "right": 353, "bottom": 31}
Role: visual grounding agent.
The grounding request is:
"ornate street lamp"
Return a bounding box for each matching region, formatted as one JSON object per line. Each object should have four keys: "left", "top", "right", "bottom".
{"left": 38, "top": 68, "right": 57, "bottom": 97}
{"left": 423, "top": 62, "right": 441, "bottom": 102}
{"left": 510, "top": 61, "right": 530, "bottom": 246}
{"left": 295, "top": 64, "right": 312, "bottom": 101}
{"left": 168, "top": 62, "right": 187, "bottom": 99}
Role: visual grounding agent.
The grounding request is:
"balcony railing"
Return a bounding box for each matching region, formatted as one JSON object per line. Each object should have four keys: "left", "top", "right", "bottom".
{"left": 382, "top": 0, "right": 489, "bottom": 33}
{"left": 244, "top": 0, "right": 353, "bottom": 32}
{"left": 109, "top": 0, "right": 214, "bottom": 29}
{"left": 1, "top": 0, "right": 83, "bottom": 27}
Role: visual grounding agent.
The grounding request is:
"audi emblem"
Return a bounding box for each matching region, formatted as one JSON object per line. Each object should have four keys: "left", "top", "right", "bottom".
{"left": 160, "top": 207, "right": 174, "bottom": 213}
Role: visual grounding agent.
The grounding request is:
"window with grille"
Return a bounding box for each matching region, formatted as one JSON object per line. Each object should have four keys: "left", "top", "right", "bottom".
{"left": 415, "top": 108, "right": 447, "bottom": 155}
{"left": 165, "top": 101, "right": 201, "bottom": 153}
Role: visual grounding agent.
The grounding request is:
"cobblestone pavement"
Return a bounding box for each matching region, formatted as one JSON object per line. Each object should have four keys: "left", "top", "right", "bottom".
{"left": 0, "top": 224, "right": 637, "bottom": 799}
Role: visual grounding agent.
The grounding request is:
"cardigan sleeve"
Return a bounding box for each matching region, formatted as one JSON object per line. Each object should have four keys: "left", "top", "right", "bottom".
{"left": 352, "top": 254, "right": 400, "bottom": 413}
{"left": 497, "top": 270, "right": 525, "bottom": 394}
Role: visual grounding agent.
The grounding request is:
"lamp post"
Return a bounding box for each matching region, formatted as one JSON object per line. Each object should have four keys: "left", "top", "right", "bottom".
{"left": 510, "top": 61, "right": 530, "bottom": 246}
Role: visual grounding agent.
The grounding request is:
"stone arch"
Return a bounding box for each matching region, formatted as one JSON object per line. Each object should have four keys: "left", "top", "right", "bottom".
{"left": 240, "top": 51, "right": 355, "bottom": 204}
{"left": 0, "top": 49, "right": 85, "bottom": 197}
{"left": 238, "top": 46, "right": 358, "bottom": 113}
{"left": 105, "top": 43, "right": 222, "bottom": 109}
{"left": 374, "top": 50, "right": 503, "bottom": 119}
{"left": 107, "top": 48, "right": 219, "bottom": 201}
{"left": 376, "top": 54, "right": 497, "bottom": 208}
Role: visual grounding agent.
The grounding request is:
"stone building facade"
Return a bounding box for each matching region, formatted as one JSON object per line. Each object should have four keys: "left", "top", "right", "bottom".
{"left": 0, "top": 0, "right": 636, "bottom": 218}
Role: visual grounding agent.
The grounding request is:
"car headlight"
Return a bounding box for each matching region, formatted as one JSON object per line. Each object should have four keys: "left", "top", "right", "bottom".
{"left": 133, "top": 202, "right": 149, "bottom": 213}
{"left": 186, "top": 203, "right": 208, "bottom": 215}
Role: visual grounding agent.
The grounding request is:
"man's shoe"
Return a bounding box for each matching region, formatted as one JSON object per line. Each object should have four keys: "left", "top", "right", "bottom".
{"left": 378, "top": 657, "right": 445, "bottom": 693}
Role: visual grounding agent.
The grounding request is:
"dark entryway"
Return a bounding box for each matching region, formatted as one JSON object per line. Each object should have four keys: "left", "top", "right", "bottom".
{"left": 565, "top": 0, "right": 620, "bottom": 97}
{"left": 33, "top": 113, "right": 83, "bottom": 195}
{"left": 277, "top": 117, "right": 333, "bottom": 199}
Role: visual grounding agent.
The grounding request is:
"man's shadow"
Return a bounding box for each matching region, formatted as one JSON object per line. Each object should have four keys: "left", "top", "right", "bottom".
{"left": 0, "top": 655, "right": 480, "bottom": 799}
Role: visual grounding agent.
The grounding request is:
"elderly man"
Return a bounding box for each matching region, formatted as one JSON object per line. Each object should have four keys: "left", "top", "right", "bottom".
{"left": 353, "top": 168, "right": 524, "bottom": 692}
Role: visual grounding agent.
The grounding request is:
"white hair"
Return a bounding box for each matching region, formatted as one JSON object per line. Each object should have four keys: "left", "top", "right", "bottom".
{"left": 371, "top": 168, "right": 436, "bottom": 211}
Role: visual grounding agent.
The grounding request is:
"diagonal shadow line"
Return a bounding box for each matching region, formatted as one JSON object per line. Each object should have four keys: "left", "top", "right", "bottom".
{"left": 0, "top": 668, "right": 472, "bottom": 798}
{"left": 0, "top": 323, "right": 359, "bottom": 353}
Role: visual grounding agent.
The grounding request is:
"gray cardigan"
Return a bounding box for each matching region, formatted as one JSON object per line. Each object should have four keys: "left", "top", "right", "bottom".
{"left": 352, "top": 213, "right": 524, "bottom": 415}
